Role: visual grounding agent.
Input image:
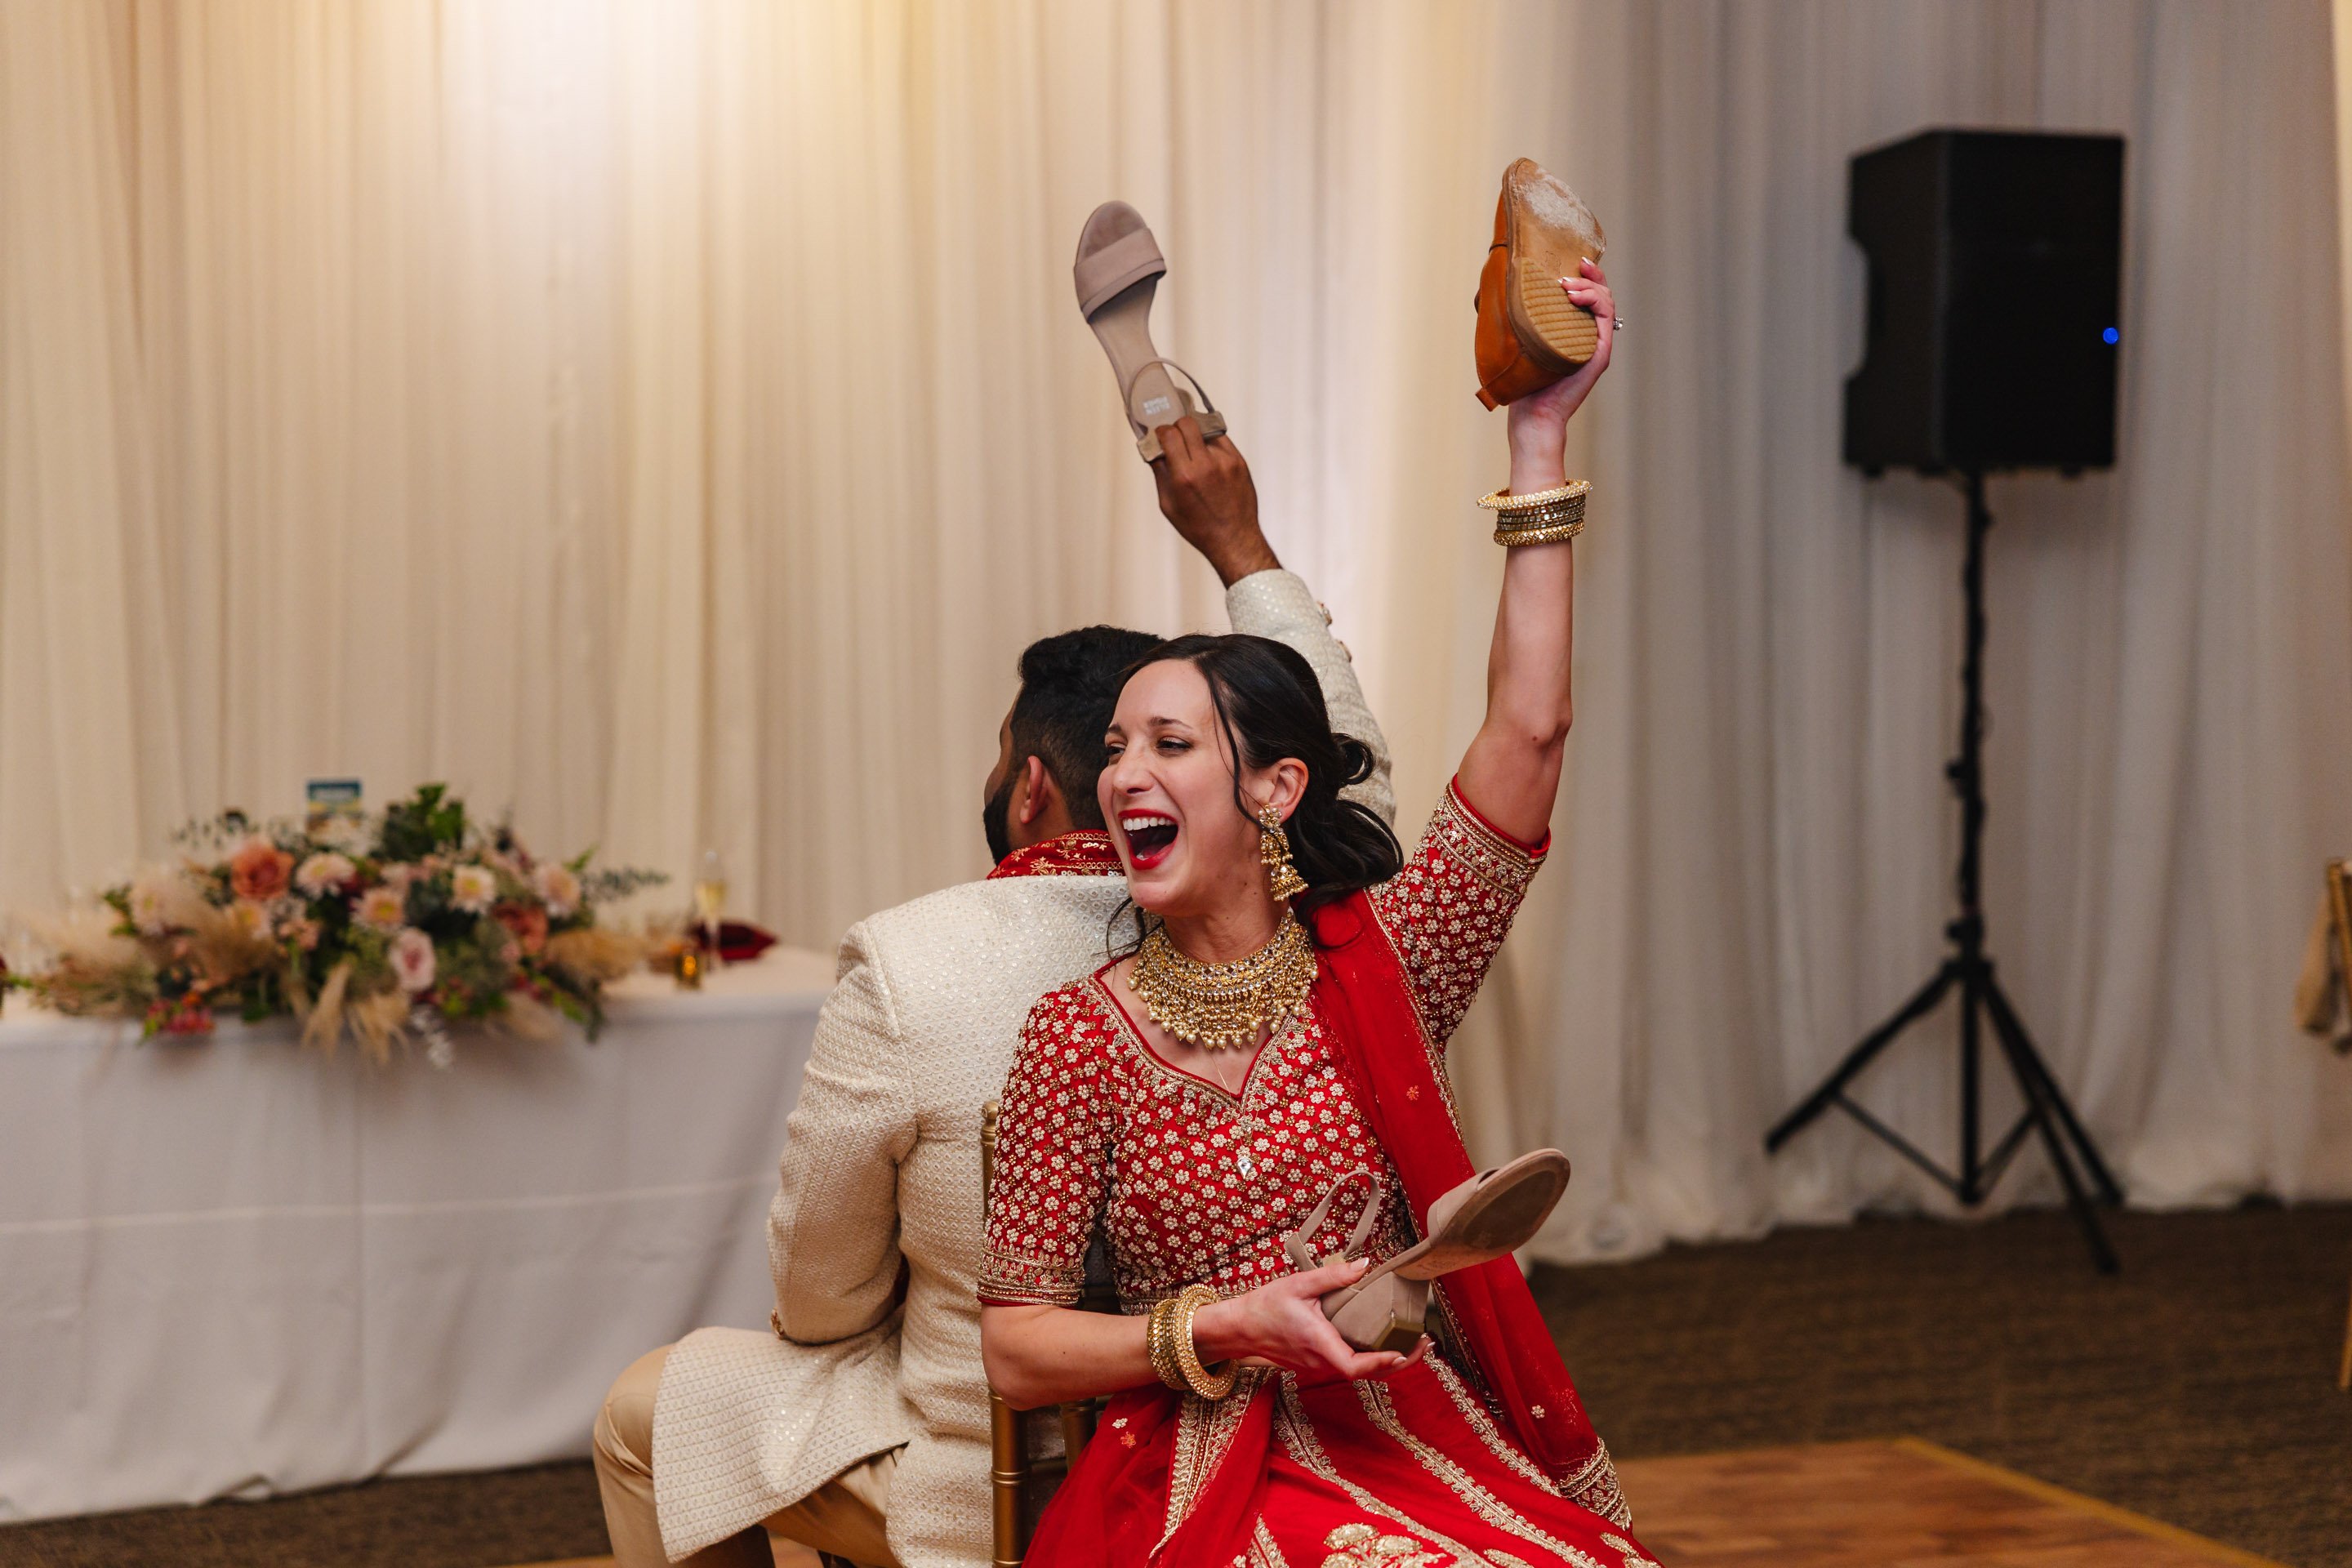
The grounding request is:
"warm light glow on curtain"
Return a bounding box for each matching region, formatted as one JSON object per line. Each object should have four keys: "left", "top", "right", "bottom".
{"left": 4, "top": 1, "right": 2349, "bottom": 1255}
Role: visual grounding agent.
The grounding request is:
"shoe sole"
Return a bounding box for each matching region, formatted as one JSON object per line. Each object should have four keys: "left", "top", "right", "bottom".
{"left": 1503, "top": 163, "right": 1603, "bottom": 372}
{"left": 1520, "top": 254, "right": 1600, "bottom": 365}
{"left": 1396, "top": 1152, "right": 1570, "bottom": 1281}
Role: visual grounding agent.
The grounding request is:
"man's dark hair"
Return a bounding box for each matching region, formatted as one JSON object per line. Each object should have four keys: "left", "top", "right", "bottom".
{"left": 1009, "top": 625, "right": 1164, "bottom": 830}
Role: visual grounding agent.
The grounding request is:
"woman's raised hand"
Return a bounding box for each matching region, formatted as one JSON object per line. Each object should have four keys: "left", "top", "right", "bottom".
{"left": 1454, "top": 257, "right": 1606, "bottom": 844}
{"left": 1192, "top": 1256, "right": 1432, "bottom": 1381}
{"left": 1504, "top": 259, "right": 1615, "bottom": 489}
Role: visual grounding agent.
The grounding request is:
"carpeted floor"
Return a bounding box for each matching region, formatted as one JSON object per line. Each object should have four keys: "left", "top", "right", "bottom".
{"left": 1535, "top": 1201, "right": 2352, "bottom": 1568}
{"left": 2, "top": 1202, "right": 2344, "bottom": 1568}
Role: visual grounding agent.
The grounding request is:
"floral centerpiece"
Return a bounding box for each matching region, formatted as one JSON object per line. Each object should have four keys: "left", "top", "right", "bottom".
{"left": 2, "top": 785, "right": 666, "bottom": 1062}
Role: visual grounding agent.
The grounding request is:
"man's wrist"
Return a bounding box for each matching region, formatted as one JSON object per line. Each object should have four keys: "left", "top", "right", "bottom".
{"left": 1203, "top": 533, "right": 1281, "bottom": 588}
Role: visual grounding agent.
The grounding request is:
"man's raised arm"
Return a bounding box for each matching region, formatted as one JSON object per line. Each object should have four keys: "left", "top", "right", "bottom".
{"left": 1148, "top": 416, "right": 1396, "bottom": 828}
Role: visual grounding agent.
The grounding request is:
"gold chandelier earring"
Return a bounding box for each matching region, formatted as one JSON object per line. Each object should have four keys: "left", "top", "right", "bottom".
{"left": 1257, "top": 801, "right": 1309, "bottom": 903}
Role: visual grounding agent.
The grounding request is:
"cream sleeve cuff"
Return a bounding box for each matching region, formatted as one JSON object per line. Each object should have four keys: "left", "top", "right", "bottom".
{"left": 1223, "top": 568, "right": 1396, "bottom": 829}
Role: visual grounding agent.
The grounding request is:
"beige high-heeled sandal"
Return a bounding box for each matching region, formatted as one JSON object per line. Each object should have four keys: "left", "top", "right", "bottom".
{"left": 1287, "top": 1151, "right": 1573, "bottom": 1355}
{"left": 1073, "top": 201, "right": 1228, "bottom": 461}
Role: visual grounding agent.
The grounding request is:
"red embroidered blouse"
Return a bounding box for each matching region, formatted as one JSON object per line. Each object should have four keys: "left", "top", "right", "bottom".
{"left": 978, "top": 784, "right": 1546, "bottom": 1309}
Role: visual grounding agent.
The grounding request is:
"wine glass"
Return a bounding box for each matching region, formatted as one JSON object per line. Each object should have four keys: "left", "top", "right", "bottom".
{"left": 694, "top": 849, "right": 728, "bottom": 967}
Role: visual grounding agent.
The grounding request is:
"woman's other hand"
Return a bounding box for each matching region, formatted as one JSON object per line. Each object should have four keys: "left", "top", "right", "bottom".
{"left": 1191, "top": 1256, "right": 1425, "bottom": 1381}
{"left": 1504, "top": 260, "right": 1615, "bottom": 492}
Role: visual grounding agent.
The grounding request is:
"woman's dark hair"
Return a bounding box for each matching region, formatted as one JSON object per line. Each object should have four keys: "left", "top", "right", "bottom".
{"left": 1107, "top": 632, "right": 1402, "bottom": 951}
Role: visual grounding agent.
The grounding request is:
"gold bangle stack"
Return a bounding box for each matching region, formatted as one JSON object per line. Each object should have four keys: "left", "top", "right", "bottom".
{"left": 1145, "top": 1294, "right": 1188, "bottom": 1392}
{"left": 1171, "top": 1284, "right": 1237, "bottom": 1399}
{"left": 1479, "top": 480, "right": 1588, "bottom": 546}
{"left": 1147, "top": 1284, "right": 1237, "bottom": 1400}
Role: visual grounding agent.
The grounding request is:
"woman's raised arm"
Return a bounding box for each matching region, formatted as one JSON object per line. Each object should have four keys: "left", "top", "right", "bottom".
{"left": 1454, "top": 261, "right": 1615, "bottom": 844}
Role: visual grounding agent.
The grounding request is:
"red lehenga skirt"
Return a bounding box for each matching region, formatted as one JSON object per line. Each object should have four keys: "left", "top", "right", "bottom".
{"left": 1026, "top": 1354, "right": 1657, "bottom": 1568}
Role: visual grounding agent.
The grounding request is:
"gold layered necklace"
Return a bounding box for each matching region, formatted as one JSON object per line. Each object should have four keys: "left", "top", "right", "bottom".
{"left": 1129, "top": 911, "right": 1316, "bottom": 1053}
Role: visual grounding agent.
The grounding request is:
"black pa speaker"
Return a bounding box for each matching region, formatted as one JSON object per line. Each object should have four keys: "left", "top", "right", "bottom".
{"left": 1843, "top": 128, "right": 2123, "bottom": 474}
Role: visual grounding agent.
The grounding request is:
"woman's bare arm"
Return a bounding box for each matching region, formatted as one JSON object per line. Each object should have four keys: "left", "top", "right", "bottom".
{"left": 980, "top": 1255, "right": 1420, "bottom": 1410}
{"left": 1454, "top": 261, "right": 1615, "bottom": 844}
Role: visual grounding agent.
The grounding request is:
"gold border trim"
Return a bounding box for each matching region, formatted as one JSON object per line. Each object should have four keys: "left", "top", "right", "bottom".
{"left": 1353, "top": 1379, "right": 1609, "bottom": 1567}
{"left": 1271, "top": 1377, "right": 1489, "bottom": 1566}
{"left": 1088, "top": 969, "right": 1298, "bottom": 1114}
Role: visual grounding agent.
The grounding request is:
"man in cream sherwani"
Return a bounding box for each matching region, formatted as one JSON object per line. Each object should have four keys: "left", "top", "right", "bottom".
{"left": 593, "top": 418, "right": 1395, "bottom": 1568}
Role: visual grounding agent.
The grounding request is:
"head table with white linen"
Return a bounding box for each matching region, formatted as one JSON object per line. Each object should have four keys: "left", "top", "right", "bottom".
{"left": 0, "top": 947, "right": 835, "bottom": 1523}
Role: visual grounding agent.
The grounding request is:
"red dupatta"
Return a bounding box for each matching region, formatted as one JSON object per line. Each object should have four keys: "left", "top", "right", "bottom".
{"left": 1303, "top": 887, "right": 1626, "bottom": 1525}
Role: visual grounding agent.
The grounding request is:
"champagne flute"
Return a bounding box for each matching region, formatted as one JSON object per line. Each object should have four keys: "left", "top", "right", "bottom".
{"left": 694, "top": 849, "right": 728, "bottom": 967}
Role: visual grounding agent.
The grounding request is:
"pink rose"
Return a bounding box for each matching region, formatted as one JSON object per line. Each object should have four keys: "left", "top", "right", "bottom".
{"left": 390, "top": 928, "right": 438, "bottom": 994}
{"left": 229, "top": 838, "right": 295, "bottom": 902}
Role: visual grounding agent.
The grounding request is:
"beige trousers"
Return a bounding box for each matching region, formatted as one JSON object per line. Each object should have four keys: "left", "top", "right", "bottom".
{"left": 594, "top": 1344, "right": 905, "bottom": 1568}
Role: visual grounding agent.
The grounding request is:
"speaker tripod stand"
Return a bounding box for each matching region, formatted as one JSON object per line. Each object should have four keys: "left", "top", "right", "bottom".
{"left": 1764, "top": 470, "right": 2123, "bottom": 1273}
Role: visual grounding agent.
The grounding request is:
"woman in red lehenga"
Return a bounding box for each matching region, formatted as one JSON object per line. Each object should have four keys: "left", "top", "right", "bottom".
{"left": 980, "top": 265, "right": 1651, "bottom": 1568}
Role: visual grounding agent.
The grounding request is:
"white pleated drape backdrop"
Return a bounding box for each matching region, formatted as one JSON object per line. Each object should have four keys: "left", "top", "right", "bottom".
{"left": 5, "top": 1, "right": 2350, "bottom": 1259}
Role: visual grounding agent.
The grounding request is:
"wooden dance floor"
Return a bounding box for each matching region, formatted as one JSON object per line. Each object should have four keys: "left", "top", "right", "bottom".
{"left": 1613, "top": 1440, "right": 2278, "bottom": 1566}
{"left": 518, "top": 1438, "right": 2278, "bottom": 1568}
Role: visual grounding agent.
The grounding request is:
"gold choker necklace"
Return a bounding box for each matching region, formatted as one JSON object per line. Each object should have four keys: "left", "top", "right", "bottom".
{"left": 1129, "top": 913, "right": 1316, "bottom": 1052}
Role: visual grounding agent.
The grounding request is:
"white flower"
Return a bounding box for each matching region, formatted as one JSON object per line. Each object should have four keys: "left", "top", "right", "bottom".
{"left": 227, "top": 899, "right": 271, "bottom": 940}
{"left": 451, "top": 864, "right": 497, "bottom": 915}
{"left": 127, "top": 869, "right": 179, "bottom": 935}
{"left": 294, "top": 853, "right": 356, "bottom": 898}
{"left": 532, "top": 862, "right": 581, "bottom": 919}
{"left": 317, "top": 815, "right": 372, "bottom": 855}
{"left": 390, "top": 927, "right": 438, "bottom": 994}
{"left": 356, "top": 885, "right": 407, "bottom": 932}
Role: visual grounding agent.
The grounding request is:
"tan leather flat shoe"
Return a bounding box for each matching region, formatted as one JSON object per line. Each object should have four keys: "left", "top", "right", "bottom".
{"left": 1074, "top": 201, "right": 1228, "bottom": 461}
{"left": 1474, "top": 158, "right": 1607, "bottom": 409}
{"left": 1286, "top": 1150, "right": 1573, "bottom": 1354}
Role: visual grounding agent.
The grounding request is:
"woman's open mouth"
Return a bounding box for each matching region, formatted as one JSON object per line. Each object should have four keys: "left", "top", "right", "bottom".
{"left": 1120, "top": 811, "right": 1180, "bottom": 869}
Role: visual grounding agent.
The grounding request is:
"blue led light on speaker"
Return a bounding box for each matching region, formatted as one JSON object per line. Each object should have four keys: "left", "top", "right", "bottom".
{"left": 2102, "top": 327, "right": 2120, "bottom": 345}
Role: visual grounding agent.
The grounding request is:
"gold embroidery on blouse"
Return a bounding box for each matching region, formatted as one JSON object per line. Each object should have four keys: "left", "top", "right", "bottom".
{"left": 1428, "top": 788, "right": 1545, "bottom": 896}
{"left": 1353, "top": 1379, "right": 1610, "bottom": 1568}
{"left": 974, "top": 1244, "right": 1086, "bottom": 1307}
{"left": 1091, "top": 969, "right": 1299, "bottom": 1113}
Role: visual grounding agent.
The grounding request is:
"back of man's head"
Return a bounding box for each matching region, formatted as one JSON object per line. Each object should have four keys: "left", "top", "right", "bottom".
{"left": 1011, "top": 625, "right": 1164, "bottom": 829}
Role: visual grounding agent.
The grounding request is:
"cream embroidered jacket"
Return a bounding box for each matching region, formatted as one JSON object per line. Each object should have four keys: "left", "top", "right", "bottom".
{"left": 650, "top": 571, "right": 1394, "bottom": 1565}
